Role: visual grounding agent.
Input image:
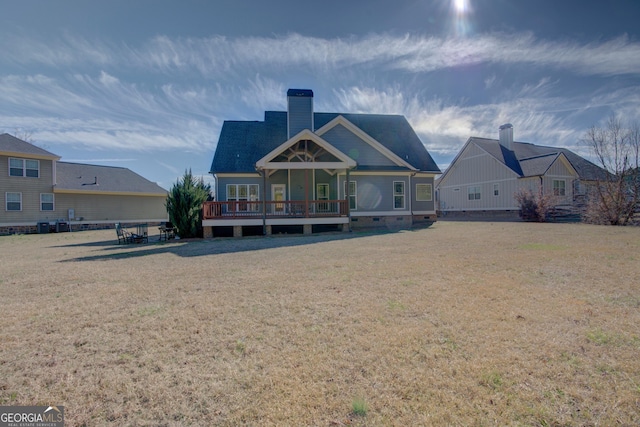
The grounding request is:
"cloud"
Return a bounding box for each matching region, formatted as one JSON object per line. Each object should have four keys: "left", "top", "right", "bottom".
{"left": 330, "top": 85, "right": 595, "bottom": 158}
{"left": 1, "top": 29, "right": 638, "bottom": 175}
{"left": 4, "top": 32, "right": 640, "bottom": 79}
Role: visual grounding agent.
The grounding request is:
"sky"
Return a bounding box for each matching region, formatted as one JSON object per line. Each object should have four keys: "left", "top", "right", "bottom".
{"left": 1, "top": 0, "right": 639, "bottom": 190}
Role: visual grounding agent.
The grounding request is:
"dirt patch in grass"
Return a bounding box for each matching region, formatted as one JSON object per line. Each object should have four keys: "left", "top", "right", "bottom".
{"left": 1, "top": 222, "right": 640, "bottom": 426}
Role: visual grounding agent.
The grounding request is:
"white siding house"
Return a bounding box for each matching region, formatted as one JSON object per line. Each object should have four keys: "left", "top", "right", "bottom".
{"left": 437, "top": 124, "right": 605, "bottom": 217}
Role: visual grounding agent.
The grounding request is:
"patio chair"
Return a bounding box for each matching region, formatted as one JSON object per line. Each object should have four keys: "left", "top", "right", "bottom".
{"left": 159, "top": 221, "right": 175, "bottom": 241}
{"left": 115, "top": 223, "right": 131, "bottom": 244}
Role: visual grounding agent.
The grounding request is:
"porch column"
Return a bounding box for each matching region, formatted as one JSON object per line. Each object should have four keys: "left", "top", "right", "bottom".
{"left": 346, "top": 168, "right": 351, "bottom": 231}
{"left": 262, "top": 169, "right": 267, "bottom": 235}
{"left": 304, "top": 169, "right": 309, "bottom": 217}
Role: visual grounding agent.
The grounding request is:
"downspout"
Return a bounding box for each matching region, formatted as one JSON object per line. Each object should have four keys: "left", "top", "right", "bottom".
{"left": 304, "top": 169, "right": 309, "bottom": 217}
{"left": 539, "top": 176, "right": 543, "bottom": 195}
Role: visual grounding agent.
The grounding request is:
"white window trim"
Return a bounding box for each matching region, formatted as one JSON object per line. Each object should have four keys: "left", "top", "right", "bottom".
{"left": 468, "top": 186, "right": 481, "bottom": 200}
{"left": 343, "top": 180, "right": 357, "bottom": 211}
{"left": 9, "top": 158, "right": 39, "bottom": 178}
{"left": 226, "top": 184, "right": 260, "bottom": 212}
{"left": 40, "top": 193, "right": 55, "bottom": 211}
{"left": 553, "top": 179, "right": 566, "bottom": 196}
{"left": 393, "top": 181, "right": 405, "bottom": 209}
{"left": 416, "top": 183, "right": 433, "bottom": 202}
{"left": 6, "top": 192, "right": 22, "bottom": 211}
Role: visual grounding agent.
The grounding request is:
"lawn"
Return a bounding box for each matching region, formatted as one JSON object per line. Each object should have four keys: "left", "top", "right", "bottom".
{"left": 1, "top": 222, "right": 639, "bottom": 426}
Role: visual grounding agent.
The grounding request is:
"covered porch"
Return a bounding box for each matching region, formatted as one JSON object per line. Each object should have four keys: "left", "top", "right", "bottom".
{"left": 203, "top": 130, "right": 356, "bottom": 237}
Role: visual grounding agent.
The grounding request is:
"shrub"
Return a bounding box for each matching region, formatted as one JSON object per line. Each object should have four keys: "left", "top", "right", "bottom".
{"left": 166, "top": 169, "right": 212, "bottom": 238}
{"left": 514, "top": 188, "right": 556, "bottom": 222}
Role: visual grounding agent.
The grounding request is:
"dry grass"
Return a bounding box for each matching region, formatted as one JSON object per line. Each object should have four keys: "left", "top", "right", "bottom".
{"left": 1, "top": 222, "right": 640, "bottom": 426}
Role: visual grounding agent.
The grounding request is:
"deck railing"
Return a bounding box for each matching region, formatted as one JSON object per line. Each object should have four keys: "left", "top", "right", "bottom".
{"left": 203, "top": 200, "right": 347, "bottom": 220}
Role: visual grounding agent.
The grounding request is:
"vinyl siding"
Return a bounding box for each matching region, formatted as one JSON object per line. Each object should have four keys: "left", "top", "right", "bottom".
{"left": 438, "top": 143, "right": 522, "bottom": 211}
{"left": 412, "top": 176, "right": 436, "bottom": 212}
{"left": 540, "top": 158, "right": 576, "bottom": 204}
{"left": 54, "top": 193, "right": 167, "bottom": 222}
{"left": 441, "top": 143, "right": 518, "bottom": 187}
{"left": 0, "top": 155, "right": 55, "bottom": 223}
{"left": 322, "top": 124, "right": 396, "bottom": 167}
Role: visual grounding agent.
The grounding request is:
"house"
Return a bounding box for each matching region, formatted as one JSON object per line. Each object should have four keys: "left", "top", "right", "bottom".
{"left": 436, "top": 124, "right": 605, "bottom": 219}
{"left": 1, "top": 133, "right": 168, "bottom": 235}
{"left": 204, "top": 89, "right": 441, "bottom": 237}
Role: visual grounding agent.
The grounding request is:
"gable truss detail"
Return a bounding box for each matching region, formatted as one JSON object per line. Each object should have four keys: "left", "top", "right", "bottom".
{"left": 256, "top": 129, "right": 356, "bottom": 171}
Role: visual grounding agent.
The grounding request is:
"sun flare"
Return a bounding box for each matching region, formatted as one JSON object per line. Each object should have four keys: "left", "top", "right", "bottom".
{"left": 454, "top": 0, "right": 467, "bottom": 13}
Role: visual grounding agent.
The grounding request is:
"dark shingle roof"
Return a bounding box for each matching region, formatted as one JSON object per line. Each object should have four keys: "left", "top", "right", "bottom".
{"left": 472, "top": 137, "right": 605, "bottom": 180}
{"left": 55, "top": 162, "right": 167, "bottom": 195}
{"left": 211, "top": 111, "right": 440, "bottom": 174}
{"left": 0, "top": 133, "right": 60, "bottom": 159}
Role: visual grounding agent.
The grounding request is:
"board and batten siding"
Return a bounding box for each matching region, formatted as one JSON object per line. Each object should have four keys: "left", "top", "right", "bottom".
{"left": 539, "top": 158, "right": 577, "bottom": 205}
{"left": 438, "top": 143, "right": 522, "bottom": 211}
{"left": 1, "top": 155, "right": 56, "bottom": 223}
{"left": 322, "top": 124, "right": 396, "bottom": 167}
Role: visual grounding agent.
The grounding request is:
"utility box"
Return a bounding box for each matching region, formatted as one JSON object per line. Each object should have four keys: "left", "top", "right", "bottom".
{"left": 38, "top": 221, "right": 50, "bottom": 234}
{"left": 56, "top": 220, "right": 69, "bottom": 232}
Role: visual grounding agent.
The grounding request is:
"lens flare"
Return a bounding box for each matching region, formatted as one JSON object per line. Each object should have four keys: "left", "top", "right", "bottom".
{"left": 451, "top": 0, "right": 473, "bottom": 36}
{"left": 454, "top": 0, "right": 467, "bottom": 13}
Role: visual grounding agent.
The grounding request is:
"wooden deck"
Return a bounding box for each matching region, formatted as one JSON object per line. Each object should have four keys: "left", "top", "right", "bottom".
{"left": 203, "top": 200, "right": 348, "bottom": 220}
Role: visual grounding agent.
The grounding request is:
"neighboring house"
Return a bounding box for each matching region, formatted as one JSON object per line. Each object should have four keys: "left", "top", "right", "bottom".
{"left": 204, "top": 89, "right": 441, "bottom": 237}
{"left": 1, "top": 133, "right": 168, "bottom": 235}
{"left": 436, "top": 124, "right": 605, "bottom": 218}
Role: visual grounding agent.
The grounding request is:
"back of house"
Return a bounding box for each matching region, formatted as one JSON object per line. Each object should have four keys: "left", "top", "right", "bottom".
{"left": 204, "top": 89, "right": 441, "bottom": 237}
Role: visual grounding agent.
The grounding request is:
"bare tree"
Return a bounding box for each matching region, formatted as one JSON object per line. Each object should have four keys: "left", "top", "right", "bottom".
{"left": 13, "top": 128, "right": 34, "bottom": 143}
{"left": 582, "top": 115, "right": 640, "bottom": 225}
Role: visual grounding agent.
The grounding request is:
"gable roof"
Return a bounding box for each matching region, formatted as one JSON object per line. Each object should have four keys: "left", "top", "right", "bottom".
{"left": 0, "top": 133, "right": 60, "bottom": 160}
{"left": 55, "top": 162, "right": 167, "bottom": 196}
{"left": 211, "top": 111, "right": 440, "bottom": 174}
{"left": 471, "top": 137, "right": 604, "bottom": 180}
{"left": 256, "top": 129, "right": 356, "bottom": 170}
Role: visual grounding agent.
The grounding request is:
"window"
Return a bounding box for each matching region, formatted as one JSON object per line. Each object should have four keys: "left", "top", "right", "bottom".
{"left": 41, "top": 193, "right": 54, "bottom": 211}
{"left": 343, "top": 180, "right": 357, "bottom": 210}
{"left": 553, "top": 180, "right": 566, "bottom": 196}
{"left": 393, "top": 181, "right": 405, "bottom": 209}
{"left": 227, "top": 184, "right": 259, "bottom": 211}
{"left": 416, "top": 183, "right": 433, "bottom": 201}
{"left": 9, "top": 158, "right": 39, "bottom": 177}
{"left": 468, "top": 186, "right": 481, "bottom": 200}
{"left": 6, "top": 192, "right": 22, "bottom": 211}
{"left": 493, "top": 183, "right": 500, "bottom": 196}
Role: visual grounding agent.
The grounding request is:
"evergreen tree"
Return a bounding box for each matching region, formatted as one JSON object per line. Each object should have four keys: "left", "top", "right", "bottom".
{"left": 166, "top": 170, "right": 212, "bottom": 238}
